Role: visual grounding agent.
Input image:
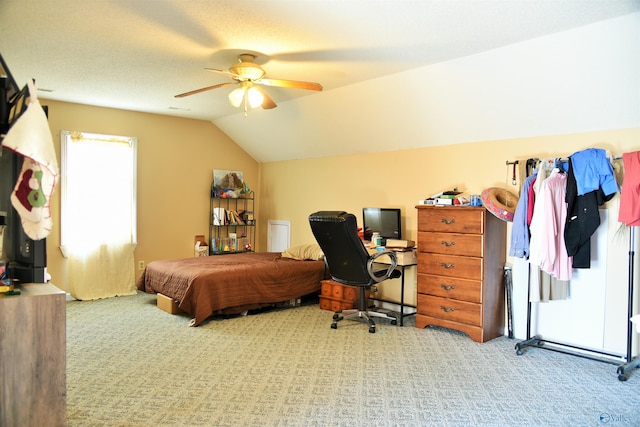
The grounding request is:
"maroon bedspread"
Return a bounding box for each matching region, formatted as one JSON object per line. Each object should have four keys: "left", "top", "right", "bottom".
{"left": 136, "top": 252, "right": 325, "bottom": 326}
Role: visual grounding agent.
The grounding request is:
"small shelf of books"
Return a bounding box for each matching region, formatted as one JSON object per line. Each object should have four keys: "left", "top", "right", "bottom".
{"left": 209, "top": 186, "right": 255, "bottom": 255}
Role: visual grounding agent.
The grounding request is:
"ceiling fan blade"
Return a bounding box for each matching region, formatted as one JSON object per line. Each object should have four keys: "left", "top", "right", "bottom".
{"left": 205, "top": 67, "right": 240, "bottom": 79}
{"left": 255, "top": 86, "right": 277, "bottom": 109}
{"left": 175, "top": 82, "right": 236, "bottom": 98}
{"left": 258, "top": 78, "right": 322, "bottom": 91}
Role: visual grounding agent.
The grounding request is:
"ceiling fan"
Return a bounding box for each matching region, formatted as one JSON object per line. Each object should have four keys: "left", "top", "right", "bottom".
{"left": 175, "top": 53, "right": 323, "bottom": 114}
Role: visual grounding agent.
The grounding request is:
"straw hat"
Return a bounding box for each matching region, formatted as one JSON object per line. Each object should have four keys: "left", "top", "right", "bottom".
{"left": 481, "top": 187, "right": 519, "bottom": 222}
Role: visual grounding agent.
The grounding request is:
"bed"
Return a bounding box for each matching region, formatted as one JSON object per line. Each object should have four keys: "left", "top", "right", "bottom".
{"left": 136, "top": 249, "right": 326, "bottom": 326}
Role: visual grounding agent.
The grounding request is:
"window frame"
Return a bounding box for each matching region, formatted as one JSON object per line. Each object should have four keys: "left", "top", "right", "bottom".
{"left": 59, "top": 130, "right": 137, "bottom": 257}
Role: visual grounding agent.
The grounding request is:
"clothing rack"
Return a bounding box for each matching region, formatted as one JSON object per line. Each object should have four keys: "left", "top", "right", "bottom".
{"left": 513, "top": 155, "right": 639, "bottom": 381}
{"left": 526, "top": 155, "right": 623, "bottom": 167}
{"left": 617, "top": 226, "right": 640, "bottom": 380}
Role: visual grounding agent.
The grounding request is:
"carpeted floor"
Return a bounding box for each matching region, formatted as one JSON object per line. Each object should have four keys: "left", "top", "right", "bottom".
{"left": 66, "top": 292, "right": 640, "bottom": 426}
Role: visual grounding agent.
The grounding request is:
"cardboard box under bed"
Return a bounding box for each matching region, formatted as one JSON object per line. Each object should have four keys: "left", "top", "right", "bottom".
{"left": 157, "top": 293, "right": 183, "bottom": 314}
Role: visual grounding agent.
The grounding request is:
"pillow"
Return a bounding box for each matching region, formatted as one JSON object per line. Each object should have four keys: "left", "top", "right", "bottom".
{"left": 281, "top": 244, "right": 324, "bottom": 261}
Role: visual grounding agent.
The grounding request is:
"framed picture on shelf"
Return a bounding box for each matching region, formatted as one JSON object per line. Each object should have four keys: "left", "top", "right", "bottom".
{"left": 213, "top": 169, "right": 244, "bottom": 190}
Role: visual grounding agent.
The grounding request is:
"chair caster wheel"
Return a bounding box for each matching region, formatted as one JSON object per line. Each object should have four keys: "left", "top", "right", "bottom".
{"left": 391, "top": 320, "right": 397, "bottom": 326}
{"left": 333, "top": 314, "right": 340, "bottom": 320}
{"left": 331, "top": 323, "right": 337, "bottom": 329}
{"left": 369, "top": 327, "right": 376, "bottom": 333}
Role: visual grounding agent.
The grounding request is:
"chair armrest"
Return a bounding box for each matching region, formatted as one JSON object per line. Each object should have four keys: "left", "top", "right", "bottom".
{"left": 367, "top": 250, "right": 398, "bottom": 283}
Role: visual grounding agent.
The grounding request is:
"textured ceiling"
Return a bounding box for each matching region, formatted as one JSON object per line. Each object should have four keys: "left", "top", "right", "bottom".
{"left": 1, "top": 0, "right": 639, "bottom": 161}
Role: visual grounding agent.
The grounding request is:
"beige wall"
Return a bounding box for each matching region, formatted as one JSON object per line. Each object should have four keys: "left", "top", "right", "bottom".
{"left": 41, "top": 100, "right": 259, "bottom": 291}
{"left": 259, "top": 127, "right": 639, "bottom": 246}
{"left": 29, "top": 98, "right": 638, "bottom": 350}
{"left": 260, "top": 127, "right": 640, "bottom": 349}
{"left": 35, "top": 98, "right": 639, "bottom": 318}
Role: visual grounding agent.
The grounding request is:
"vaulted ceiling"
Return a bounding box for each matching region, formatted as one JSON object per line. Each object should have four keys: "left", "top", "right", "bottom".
{"left": 2, "top": 1, "right": 638, "bottom": 162}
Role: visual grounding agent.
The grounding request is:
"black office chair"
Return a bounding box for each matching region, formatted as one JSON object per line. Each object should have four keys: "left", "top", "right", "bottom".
{"left": 309, "top": 211, "right": 401, "bottom": 333}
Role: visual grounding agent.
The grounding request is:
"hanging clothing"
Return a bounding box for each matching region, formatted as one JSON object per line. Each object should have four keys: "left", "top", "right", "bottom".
{"left": 618, "top": 151, "right": 640, "bottom": 226}
{"left": 569, "top": 148, "right": 618, "bottom": 197}
{"left": 565, "top": 158, "right": 615, "bottom": 268}
{"left": 528, "top": 163, "right": 552, "bottom": 225}
{"left": 509, "top": 171, "right": 537, "bottom": 259}
{"left": 529, "top": 267, "right": 569, "bottom": 303}
{"left": 529, "top": 169, "right": 572, "bottom": 281}
{"left": 526, "top": 175, "right": 537, "bottom": 226}
{"left": 527, "top": 166, "right": 547, "bottom": 239}
{"left": 545, "top": 170, "right": 572, "bottom": 280}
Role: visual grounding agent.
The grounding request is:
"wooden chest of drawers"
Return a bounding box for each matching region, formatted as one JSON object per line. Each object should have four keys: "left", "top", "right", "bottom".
{"left": 415, "top": 206, "right": 506, "bottom": 343}
{"left": 319, "top": 279, "right": 365, "bottom": 312}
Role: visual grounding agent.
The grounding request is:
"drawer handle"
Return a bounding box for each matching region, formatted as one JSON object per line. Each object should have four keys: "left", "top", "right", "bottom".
{"left": 439, "top": 262, "right": 456, "bottom": 269}
{"left": 440, "top": 284, "right": 456, "bottom": 291}
{"left": 441, "top": 218, "right": 455, "bottom": 224}
{"left": 440, "top": 306, "right": 455, "bottom": 313}
{"left": 440, "top": 240, "right": 456, "bottom": 247}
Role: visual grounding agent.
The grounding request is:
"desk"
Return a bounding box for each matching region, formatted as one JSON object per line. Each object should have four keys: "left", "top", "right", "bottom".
{"left": 368, "top": 248, "right": 417, "bottom": 326}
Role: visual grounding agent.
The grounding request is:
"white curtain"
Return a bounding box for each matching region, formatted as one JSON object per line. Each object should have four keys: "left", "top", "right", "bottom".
{"left": 67, "top": 243, "right": 135, "bottom": 300}
{"left": 62, "top": 132, "right": 136, "bottom": 300}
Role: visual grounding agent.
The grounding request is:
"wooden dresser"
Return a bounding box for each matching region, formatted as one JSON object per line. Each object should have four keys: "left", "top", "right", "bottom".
{"left": 415, "top": 206, "right": 506, "bottom": 343}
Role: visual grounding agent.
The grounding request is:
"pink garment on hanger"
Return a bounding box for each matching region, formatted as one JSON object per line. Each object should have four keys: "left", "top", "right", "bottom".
{"left": 529, "top": 169, "right": 572, "bottom": 281}
{"left": 618, "top": 151, "right": 640, "bottom": 226}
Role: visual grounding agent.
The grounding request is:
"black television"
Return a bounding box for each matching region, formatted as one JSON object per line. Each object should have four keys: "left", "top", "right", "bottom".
{"left": 0, "top": 54, "right": 20, "bottom": 135}
{"left": 362, "top": 207, "right": 401, "bottom": 245}
{"left": 0, "top": 57, "right": 47, "bottom": 283}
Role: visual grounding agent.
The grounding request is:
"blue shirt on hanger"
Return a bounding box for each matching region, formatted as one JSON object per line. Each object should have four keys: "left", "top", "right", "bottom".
{"left": 509, "top": 171, "right": 537, "bottom": 259}
{"left": 570, "top": 148, "right": 618, "bottom": 197}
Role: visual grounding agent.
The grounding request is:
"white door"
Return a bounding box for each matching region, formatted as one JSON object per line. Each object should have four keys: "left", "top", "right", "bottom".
{"left": 267, "top": 220, "right": 291, "bottom": 252}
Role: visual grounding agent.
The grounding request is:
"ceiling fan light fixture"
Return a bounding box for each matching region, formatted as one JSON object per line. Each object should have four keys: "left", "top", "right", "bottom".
{"left": 247, "top": 87, "right": 264, "bottom": 109}
{"left": 228, "top": 86, "right": 245, "bottom": 107}
{"left": 234, "top": 64, "right": 265, "bottom": 81}
{"left": 229, "top": 55, "right": 265, "bottom": 81}
{"left": 228, "top": 83, "right": 264, "bottom": 111}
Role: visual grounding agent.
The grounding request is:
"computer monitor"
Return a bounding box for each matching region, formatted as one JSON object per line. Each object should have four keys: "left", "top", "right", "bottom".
{"left": 362, "top": 207, "right": 401, "bottom": 244}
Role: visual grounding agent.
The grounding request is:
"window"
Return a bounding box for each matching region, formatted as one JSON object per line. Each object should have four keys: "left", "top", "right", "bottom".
{"left": 60, "top": 130, "right": 137, "bottom": 299}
